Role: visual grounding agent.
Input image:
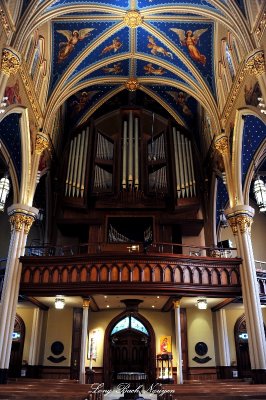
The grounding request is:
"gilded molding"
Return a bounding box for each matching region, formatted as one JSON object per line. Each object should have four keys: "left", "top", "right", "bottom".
{"left": 24, "top": 216, "right": 35, "bottom": 235}
{"left": 227, "top": 217, "right": 238, "bottom": 235}
{"left": 124, "top": 10, "right": 143, "bottom": 28}
{"left": 256, "top": 12, "right": 266, "bottom": 40}
{"left": 35, "top": 133, "right": 49, "bottom": 155}
{"left": 9, "top": 213, "right": 35, "bottom": 234}
{"left": 173, "top": 300, "right": 181, "bottom": 309}
{"left": 236, "top": 215, "right": 253, "bottom": 235}
{"left": 245, "top": 51, "right": 265, "bottom": 76}
{"left": 0, "top": 8, "right": 11, "bottom": 35}
{"left": 125, "top": 77, "right": 140, "bottom": 91}
{"left": 19, "top": 62, "right": 43, "bottom": 124}
{"left": 1, "top": 48, "right": 21, "bottom": 76}
{"left": 214, "top": 136, "right": 229, "bottom": 156}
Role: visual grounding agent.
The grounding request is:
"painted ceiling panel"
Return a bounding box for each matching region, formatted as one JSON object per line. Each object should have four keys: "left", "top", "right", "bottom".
{"left": 51, "top": 20, "right": 117, "bottom": 91}
{"left": 66, "top": 27, "right": 130, "bottom": 83}
{"left": 136, "top": 27, "right": 195, "bottom": 79}
{"left": 150, "top": 21, "right": 215, "bottom": 94}
{"left": 136, "top": 59, "right": 188, "bottom": 84}
{"left": 47, "top": 0, "right": 129, "bottom": 10}
{"left": 242, "top": 116, "right": 266, "bottom": 185}
{"left": 137, "top": 0, "right": 219, "bottom": 11}
{"left": 80, "top": 59, "right": 130, "bottom": 81}
{"left": 147, "top": 84, "right": 198, "bottom": 127}
{"left": 66, "top": 84, "right": 120, "bottom": 124}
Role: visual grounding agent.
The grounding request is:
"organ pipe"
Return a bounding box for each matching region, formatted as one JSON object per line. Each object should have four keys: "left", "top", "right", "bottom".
{"left": 72, "top": 133, "right": 81, "bottom": 196}
{"left": 128, "top": 111, "right": 133, "bottom": 185}
{"left": 76, "top": 130, "right": 85, "bottom": 197}
{"left": 134, "top": 117, "right": 139, "bottom": 187}
{"left": 68, "top": 136, "right": 77, "bottom": 196}
{"left": 65, "top": 140, "right": 73, "bottom": 196}
{"left": 122, "top": 121, "right": 127, "bottom": 189}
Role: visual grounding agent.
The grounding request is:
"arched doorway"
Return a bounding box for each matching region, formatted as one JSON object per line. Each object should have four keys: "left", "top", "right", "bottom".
{"left": 103, "top": 310, "right": 156, "bottom": 388}
{"left": 234, "top": 314, "right": 251, "bottom": 378}
{"left": 9, "top": 314, "right": 25, "bottom": 378}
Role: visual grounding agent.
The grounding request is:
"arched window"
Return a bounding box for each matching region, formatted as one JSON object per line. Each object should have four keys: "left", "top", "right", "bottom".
{"left": 111, "top": 315, "right": 149, "bottom": 335}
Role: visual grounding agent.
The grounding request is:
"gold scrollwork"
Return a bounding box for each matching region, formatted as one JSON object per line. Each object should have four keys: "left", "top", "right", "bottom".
{"left": 236, "top": 215, "right": 253, "bottom": 235}
{"left": 35, "top": 133, "right": 49, "bottom": 155}
{"left": 245, "top": 51, "right": 265, "bottom": 76}
{"left": 0, "top": 8, "right": 11, "bottom": 35}
{"left": 124, "top": 10, "right": 143, "bottom": 28}
{"left": 9, "top": 213, "right": 35, "bottom": 234}
{"left": 24, "top": 216, "right": 35, "bottom": 235}
{"left": 125, "top": 77, "right": 140, "bottom": 91}
{"left": 173, "top": 300, "right": 181, "bottom": 309}
{"left": 214, "top": 136, "right": 229, "bottom": 156}
{"left": 1, "top": 48, "right": 21, "bottom": 76}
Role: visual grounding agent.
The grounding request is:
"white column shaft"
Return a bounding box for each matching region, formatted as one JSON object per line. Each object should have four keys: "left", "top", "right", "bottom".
{"left": 174, "top": 305, "right": 183, "bottom": 384}
{"left": 79, "top": 305, "right": 89, "bottom": 384}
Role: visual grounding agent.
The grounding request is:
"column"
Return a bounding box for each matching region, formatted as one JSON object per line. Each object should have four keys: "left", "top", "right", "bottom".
{"left": 79, "top": 298, "right": 90, "bottom": 384}
{"left": 173, "top": 299, "right": 183, "bottom": 384}
{"left": 225, "top": 206, "right": 266, "bottom": 383}
{"left": 214, "top": 309, "right": 231, "bottom": 376}
{"left": 28, "top": 308, "right": 45, "bottom": 377}
{"left": 0, "top": 47, "right": 21, "bottom": 101}
{"left": 0, "top": 206, "right": 38, "bottom": 384}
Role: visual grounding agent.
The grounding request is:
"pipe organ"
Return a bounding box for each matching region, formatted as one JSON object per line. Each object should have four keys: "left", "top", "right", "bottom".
{"left": 172, "top": 127, "right": 196, "bottom": 199}
{"left": 63, "top": 111, "right": 197, "bottom": 207}
{"left": 65, "top": 126, "right": 89, "bottom": 198}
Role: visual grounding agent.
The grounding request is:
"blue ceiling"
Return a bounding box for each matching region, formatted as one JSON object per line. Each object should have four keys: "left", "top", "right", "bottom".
{"left": 43, "top": 0, "right": 223, "bottom": 127}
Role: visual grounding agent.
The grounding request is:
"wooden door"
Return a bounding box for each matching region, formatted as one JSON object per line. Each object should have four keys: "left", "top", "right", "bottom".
{"left": 9, "top": 315, "right": 25, "bottom": 378}
{"left": 234, "top": 315, "right": 251, "bottom": 378}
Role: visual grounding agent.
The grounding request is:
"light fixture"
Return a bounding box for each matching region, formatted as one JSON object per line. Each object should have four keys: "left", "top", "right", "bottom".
{"left": 0, "top": 96, "right": 8, "bottom": 114}
{"left": 219, "top": 208, "right": 228, "bottom": 228}
{"left": 55, "top": 295, "right": 65, "bottom": 309}
{"left": 0, "top": 173, "right": 10, "bottom": 212}
{"left": 258, "top": 97, "right": 266, "bottom": 114}
{"left": 253, "top": 175, "right": 266, "bottom": 212}
{"left": 196, "top": 298, "right": 208, "bottom": 310}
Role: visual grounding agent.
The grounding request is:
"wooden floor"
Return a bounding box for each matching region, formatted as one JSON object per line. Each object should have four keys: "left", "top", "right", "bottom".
{"left": 0, "top": 379, "right": 265, "bottom": 400}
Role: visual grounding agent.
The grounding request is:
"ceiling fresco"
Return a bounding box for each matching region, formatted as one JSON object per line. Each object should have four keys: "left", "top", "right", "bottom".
{"left": 33, "top": 0, "right": 244, "bottom": 129}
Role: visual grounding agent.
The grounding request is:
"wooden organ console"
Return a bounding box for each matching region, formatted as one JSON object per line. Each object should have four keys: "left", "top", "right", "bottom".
{"left": 60, "top": 109, "right": 202, "bottom": 248}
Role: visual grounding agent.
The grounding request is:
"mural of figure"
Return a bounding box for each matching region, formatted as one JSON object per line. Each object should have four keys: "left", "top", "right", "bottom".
{"left": 147, "top": 36, "right": 173, "bottom": 59}
{"left": 170, "top": 28, "right": 208, "bottom": 65}
{"left": 143, "top": 63, "right": 165, "bottom": 75}
{"left": 70, "top": 90, "right": 98, "bottom": 116}
{"left": 100, "top": 37, "right": 122, "bottom": 55}
{"left": 160, "top": 337, "right": 169, "bottom": 353}
{"left": 56, "top": 28, "right": 94, "bottom": 63}
{"left": 102, "top": 63, "right": 123, "bottom": 74}
{"left": 4, "top": 80, "right": 21, "bottom": 105}
{"left": 244, "top": 82, "right": 262, "bottom": 107}
{"left": 167, "top": 91, "right": 193, "bottom": 116}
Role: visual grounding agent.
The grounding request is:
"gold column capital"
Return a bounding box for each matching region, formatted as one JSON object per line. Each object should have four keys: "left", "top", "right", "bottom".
{"left": 225, "top": 205, "right": 254, "bottom": 235}
{"left": 83, "top": 298, "right": 91, "bottom": 308}
{"left": 245, "top": 51, "right": 265, "bottom": 76}
{"left": 35, "top": 132, "right": 49, "bottom": 155}
{"left": 9, "top": 213, "right": 25, "bottom": 232}
{"left": 236, "top": 215, "right": 253, "bottom": 235}
{"left": 214, "top": 134, "right": 229, "bottom": 157}
{"left": 173, "top": 299, "right": 181, "bottom": 309}
{"left": 1, "top": 47, "right": 21, "bottom": 76}
{"left": 227, "top": 216, "right": 238, "bottom": 235}
{"left": 24, "top": 215, "right": 35, "bottom": 235}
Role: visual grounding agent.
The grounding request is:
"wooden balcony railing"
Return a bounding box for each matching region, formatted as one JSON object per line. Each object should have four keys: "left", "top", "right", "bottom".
{"left": 19, "top": 243, "right": 242, "bottom": 297}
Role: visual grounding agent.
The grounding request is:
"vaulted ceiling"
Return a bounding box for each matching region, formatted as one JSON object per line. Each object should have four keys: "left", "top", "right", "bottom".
{"left": 17, "top": 0, "right": 248, "bottom": 131}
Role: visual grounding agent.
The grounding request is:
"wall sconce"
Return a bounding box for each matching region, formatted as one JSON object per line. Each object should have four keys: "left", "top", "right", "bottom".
{"left": 219, "top": 209, "right": 228, "bottom": 228}
{"left": 55, "top": 295, "right": 65, "bottom": 310}
{"left": 0, "top": 174, "right": 10, "bottom": 212}
{"left": 196, "top": 298, "right": 208, "bottom": 310}
{"left": 253, "top": 176, "right": 266, "bottom": 212}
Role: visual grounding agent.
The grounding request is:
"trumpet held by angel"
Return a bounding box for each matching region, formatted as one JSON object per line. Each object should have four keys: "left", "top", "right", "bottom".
{"left": 56, "top": 28, "right": 94, "bottom": 63}
{"left": 170, "top": 28, "right": 208, "bottom": 65}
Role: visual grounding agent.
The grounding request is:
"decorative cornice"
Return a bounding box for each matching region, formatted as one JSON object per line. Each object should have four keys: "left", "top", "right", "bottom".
{"left": 19, "top": 61, "right": 43, "bottom": 125}
{"left": 214, "top": 134, "right": 229, "bottom": 156}
{"left": 35, "top": 132, "right": 49, "bottom": 155}
{"left": 124, "top": 10, "right": 143, "bottom": 28}
{"left": 245, "top": 51, "right": 265, "bottom": 76}
{"left": 1, "top": 48, "right": 21, "bottom": 76}
{"left": 125, "top": 77, "right": 140, "bottom": 91}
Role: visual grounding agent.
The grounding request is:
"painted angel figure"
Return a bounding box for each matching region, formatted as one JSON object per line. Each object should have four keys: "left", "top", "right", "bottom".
{"left": 147, "top": 35, "right": 173, "bottom": 59}
{"left": 170, "top": 28, "right": 208, "bottom": 65}
{"left": 100, "top": 38, "right": 122, "bottom": 55}
{"left": 56, "top": 28, "right": 94, "bottom": 63}
{"left": 167, "top": 91, "right": 192, "bottom": 116}
{"left": 102, "top": 63, "right": 122, "bottom": 74}
{"left": 143, "top": 63, "right": 165, "bottom": 75}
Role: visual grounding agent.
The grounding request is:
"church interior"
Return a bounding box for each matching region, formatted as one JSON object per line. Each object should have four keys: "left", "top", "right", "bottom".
{"left": 0, "top": 0, "right": 266, "bottom": 397}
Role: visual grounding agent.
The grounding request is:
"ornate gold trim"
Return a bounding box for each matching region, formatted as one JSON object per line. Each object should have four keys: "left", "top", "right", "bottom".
{"left": 227, "top": 217, "right": 238, "bottom": 235}
{"left": 0, "top": 7, "right": 11, "bottom": 35}
{"left": 214, "top": 135, "right": 229, "bottom": 156}
{"left": 256, "top": 12, "right": 266, "bottom": 40}
{"left": 173, "top": 300, "right": 181, "bottom": 309}
{"left": 1, "top": 48, "right": 21, "bottom": 76}
{"left": 35, "top": 133, "right": 49, "bottom": 155}
{"left": 124, "top": 10, "right": 143, "bottom": 28}
{"left": 83, "top": 299, "right": 91, "bottom": 308}
{"left": 236, "top": 215, "right": 253, "bottom": 235}
{"left": 245, "top": 51, "right": 265, "bottom": 76}
{"left": 125, "top": 77, "right": 140, "bottom": 91}
{"left": 24, "top": 216, "right": 35, "bottom": 235}
{"left": 9, "top": 212, "right": 36, "bottom": 234}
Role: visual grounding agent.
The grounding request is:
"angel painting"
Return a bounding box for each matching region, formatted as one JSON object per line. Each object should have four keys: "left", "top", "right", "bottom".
{"left": 144, "top": 63, "right": 165, "bottom": 75}
{"left": 167, "top": 91, "right": 193, "bottom": 116}
{"left": 102, "top": 63, "right": 122, "bottom": 74}
{"left": 147, "top": 36, "right": 173, "bottom": 59}
{"left": 100, "top": 38, "right": 122, "bottom": 56}
{"left": 170, "top": 28, "right": 208, "bottom": 66}
{"left": 70, "top": 90, "right": 98, "bottom": 116}
{"left": 56, "top": 28, "right": 94, "bottom": 63}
